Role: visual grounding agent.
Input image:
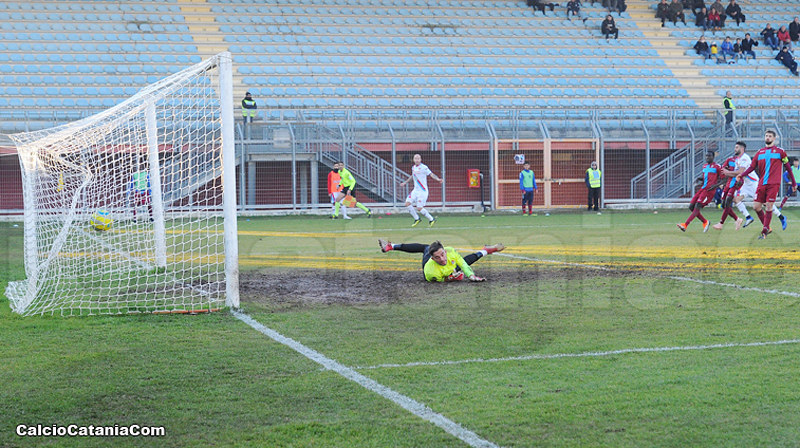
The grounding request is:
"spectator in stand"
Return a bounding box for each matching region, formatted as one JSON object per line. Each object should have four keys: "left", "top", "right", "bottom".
{"left": 604, "top": 0, "right": 619, "bottom": 14}
{"left": 668, "top": 0, "right": 686, "bottom": 25}
{"left": 694, "top": 36, "right": 712, "bottom": 58}
{"left": 725, "top": 0, "right": 745, "bottom": 26}
{"left": 695, "top": 7, "right": 709, "bottom": 31}
{"left": 710, "top": 41, "right": 721, "bottom": 62}
{"left": 656, "top": 0, "right": 670, "bottom": 27}
{"left": 710, "top": 0, "right": 726, "bottom": 28}
{"left": 741, "top": 33, "right": 758, "bottom": 59}
{"left": 762, "top": 23, "right": 779, "bottom": 50}
{"left": 566, "top": 0, "right": 586, "bottom": 21}
{"left": 690, "top": 0, "right": 705, "bottom": 15}
{"left": 790, "top": 17, "right": 800, "bottom": 43}
{"left": 601, "top": 14, "right": 619, "bottom": 39}
{"left": 720, "top": 36, "right": 735, "bottom": 63}
{"left": 733, "top": 37, "right": 743, "bottom": 61}
{"left": 778, "top": 25, "right": 792, "bottom": 51}
{"left": 527, "top": 0, "right": 556, "bottom": 14}
{"left": 618, "top": 0, "right": 627, "bottom": 12}
{"left": 707, "top": 8, "right": 722, "bottom": 31}
{"left": 776, "top": 46, "right": 799, "bottom": 75}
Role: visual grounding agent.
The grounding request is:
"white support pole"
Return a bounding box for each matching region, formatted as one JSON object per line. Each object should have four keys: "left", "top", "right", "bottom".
{"left": 219, "top": 52, "right": 240, "bottom": 309}
{"left": 21, "top": 150, "right": 39, "bottom": 312}
{"left": 146, "top": 103, "right": 168, "bottom": 268}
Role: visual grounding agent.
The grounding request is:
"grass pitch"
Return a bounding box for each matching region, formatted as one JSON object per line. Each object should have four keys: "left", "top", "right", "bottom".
{"left": 2, "top": 208, "right": 800, "bottom": 447}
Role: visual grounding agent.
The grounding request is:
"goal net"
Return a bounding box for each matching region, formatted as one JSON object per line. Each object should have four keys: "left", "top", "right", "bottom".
{"left": 5, "top": 52, "right": 239, "bottom": 316}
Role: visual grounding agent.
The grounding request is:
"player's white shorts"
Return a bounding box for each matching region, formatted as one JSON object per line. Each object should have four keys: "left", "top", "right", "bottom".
{"left": 406, "top": 189, "right": 429, "bottom": 208}
{"left": 735, "top": 181, "right": 757, "bottom": 200}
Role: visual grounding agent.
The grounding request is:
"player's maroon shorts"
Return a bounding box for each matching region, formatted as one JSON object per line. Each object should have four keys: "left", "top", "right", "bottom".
{"left": 755, "top": 184, "right": 780, "bottom": 203}
{"left": 690, "top": 189, "right": 713, "bottom": 206}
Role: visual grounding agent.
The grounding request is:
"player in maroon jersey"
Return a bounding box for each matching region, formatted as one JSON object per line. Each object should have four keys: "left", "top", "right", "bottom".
{"left": 713, "top": 151, "right": 744, "bottom": 230}
{"left": 736, "top": 129, "right": 797, "bottom": 239}
{"left": 678, "top": 151, "right": 724, "bottom": 232}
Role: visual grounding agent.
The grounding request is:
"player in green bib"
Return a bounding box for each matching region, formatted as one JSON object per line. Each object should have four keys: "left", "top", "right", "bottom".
{"left": 128, "top": 168, "right": 153, "bottom": 222}
{"left": 332, "top": 162, "right": 372, "bottom": 219}
{"left": 378, "top": 239, "right": 505, "bottom": 282}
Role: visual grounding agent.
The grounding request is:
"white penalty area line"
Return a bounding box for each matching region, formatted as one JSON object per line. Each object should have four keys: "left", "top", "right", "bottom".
{"left": 232, "top": 311, "right": 501, "bottom": 448}
{"left": 495, "top": 252, "right": 800, "bottom": 299}
{"left": 357, "top": 338, "right": 800, "bottom": 370}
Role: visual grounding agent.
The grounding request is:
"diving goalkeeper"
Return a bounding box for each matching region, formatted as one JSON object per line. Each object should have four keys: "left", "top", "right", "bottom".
{"left": 378, "top": 239, "right": 504, "bottom": 282}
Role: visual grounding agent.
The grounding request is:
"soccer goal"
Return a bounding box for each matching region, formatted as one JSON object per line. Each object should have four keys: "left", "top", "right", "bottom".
{"left": 5, "top": 52, "right": 239, "bottom": 316}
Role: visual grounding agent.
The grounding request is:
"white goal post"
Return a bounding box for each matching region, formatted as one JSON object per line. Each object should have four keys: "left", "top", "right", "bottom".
{"left": 5, "top": 52, "right": 239, "bottom": 316}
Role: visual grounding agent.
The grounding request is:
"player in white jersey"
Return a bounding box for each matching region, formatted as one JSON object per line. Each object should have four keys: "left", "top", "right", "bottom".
{"left": 401, "top": 153, "right": 443, "bottom": 227}
{"left": 725, "top": 141, "right": 788, "bottom": 230}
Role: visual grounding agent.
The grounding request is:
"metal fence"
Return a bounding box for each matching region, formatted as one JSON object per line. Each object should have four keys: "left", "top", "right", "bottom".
{"left": 2, "top": 107, "right": 799, "bottom": 214}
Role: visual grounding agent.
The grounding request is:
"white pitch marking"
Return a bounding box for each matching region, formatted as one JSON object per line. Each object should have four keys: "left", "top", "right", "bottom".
{"left": 494, "top": 252, "right": 800, "bottom": 298}
{"left": 232, "top": 311, "right": 501, "bottom": 448}
{"left": 357, "top": 339, "right": 800, "bottom": 370}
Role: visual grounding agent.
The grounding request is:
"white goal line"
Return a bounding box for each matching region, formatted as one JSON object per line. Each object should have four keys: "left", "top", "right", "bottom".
{"left": 356, "top": 339, "right": 800, "bottom": 371}
{"left": 232, "top": 311, "right": 502, "bottom": 448}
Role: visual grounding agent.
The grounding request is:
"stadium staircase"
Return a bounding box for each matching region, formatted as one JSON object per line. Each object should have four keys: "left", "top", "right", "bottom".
{"left": 625, "top": 0, "right": 717, "bottom": 111}
{"left": 314, "top": 125, "right": 411, "bottom": 204}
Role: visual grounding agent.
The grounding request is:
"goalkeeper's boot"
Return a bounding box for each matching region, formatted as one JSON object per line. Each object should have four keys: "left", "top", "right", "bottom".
{"left": 780, "top": 214, "right": 787, "bottom": 230}
{"left": 484, "top": 243, "right": 505, "bottom": 254}
{"left": 378, "top": 239, "right": 393, "bottom": 253}
{"left": 411, "top": 219, "right": 421, "bottom": 227}
{"left": 677, "top": 223, "right": 687, "bottom": 232}
{"left": 429, "top": 218, "right": 436, "bottom": 227}
{"left": 743, "top": 215, "right": 755, "bottom": 227}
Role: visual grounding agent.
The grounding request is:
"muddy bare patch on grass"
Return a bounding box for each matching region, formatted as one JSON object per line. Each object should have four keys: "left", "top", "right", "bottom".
{"left": 240, "top": 265, "right": 633, "bottom": 308}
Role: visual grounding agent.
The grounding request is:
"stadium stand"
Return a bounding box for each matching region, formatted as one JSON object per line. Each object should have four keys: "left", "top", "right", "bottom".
{"left": 0, "top": 0, "right": 798, "bottom": 134}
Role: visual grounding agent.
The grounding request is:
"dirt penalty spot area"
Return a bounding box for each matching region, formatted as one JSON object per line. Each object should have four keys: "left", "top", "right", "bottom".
{"left": 239, "top": 266, "right": 633, "bottom": 308}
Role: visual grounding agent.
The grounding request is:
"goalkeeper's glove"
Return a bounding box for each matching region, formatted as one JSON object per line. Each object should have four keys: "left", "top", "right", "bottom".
{"left": 468, "top": 275, "right": 485, "bottom": 282}
{"left": 446, "top": 271, "right": 464, "bottom": 282}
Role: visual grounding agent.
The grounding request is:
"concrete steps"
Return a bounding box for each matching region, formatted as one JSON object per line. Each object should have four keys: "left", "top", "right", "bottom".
{"left": 626, "top": 0, "right": 719, "bottom": 110}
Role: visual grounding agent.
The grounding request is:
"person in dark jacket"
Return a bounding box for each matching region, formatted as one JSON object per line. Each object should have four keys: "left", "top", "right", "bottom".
{"left": 601, "top": 15, "right": 619, "bottom": 39}
{"left": 789, "top": 17, "right": 800, "bottom": 42}
{"left": 725, "top": 0, "right": 745, "bottom": 26}
{"left": 241, "top": 91, "right": 257, "bottom": 123}
{"left": 761, "top": 23, "right": 779, "bottom": 50}
{"left": 776, "top": 46, "right": 799, "bottom": 75}
{"left": 690, "top": 0, "right": 705, "bottom": 14}
{"left": 656, "top": 0, "right": 670, "bottom": 26}
{"left": 527, "top": 0, "right": 555, "bottom": 14}
{"left": 741, "top": 33, "right": 758, "bottom": 59}
{"left": 695, "top": 7, "right": 709, "bottom": 30}
{"left": 668, "top": 0, "right": 686, "bottom": 25}
{"left": 694, "top": 36, "right": 711, "bottom": 58}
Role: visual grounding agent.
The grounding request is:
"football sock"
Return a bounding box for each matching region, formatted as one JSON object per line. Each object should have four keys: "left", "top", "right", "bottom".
{"left": 756, "top": 208, "right": 765, "bottom": 224}
{"left": 341, "top": 205, "right": 349, "bottom": 218}
{"left": 764, "top": 210, "right": 773, "bottom": 230}
{"left": 736, "top": 201, "right": 749, "bottom": 217}
{"left": 720, "top": 207, "right": 730, "bottom": 223}
{"left": 780, "top": 195, "right": 790, "bottom": 208}
{"left": 407, "top": 205, "right": 420, "bottom": 220}
{"left": 356, "top": 202, "right": 369, "bottom": 212}
{"left": 773, "top": 206, "right": 782, "bottom": 217}
{"left": 685, "top": 207, "right": 703, "bottom": 225}
{"left": 419, "top": 208, "right": 434, "bottom": 221}
{"left": 334, "top": 202, "right": 340, "bottom": 217}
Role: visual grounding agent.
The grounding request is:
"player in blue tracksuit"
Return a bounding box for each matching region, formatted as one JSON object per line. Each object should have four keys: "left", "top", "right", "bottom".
{"left": 519, "top": 162, "right": 538, "bottom": 215}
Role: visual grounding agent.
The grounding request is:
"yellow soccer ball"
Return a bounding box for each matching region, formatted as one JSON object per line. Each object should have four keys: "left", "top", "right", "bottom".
{"left": 90, "top": 209, "right": 113, "bottom": 231}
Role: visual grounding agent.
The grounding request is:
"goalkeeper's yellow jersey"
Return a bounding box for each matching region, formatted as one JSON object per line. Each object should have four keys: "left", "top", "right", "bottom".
{"left": 423, "top": 247, "right": 474, "bottom": 282}
{"left": 339, "top": 168, "right": 356, "bottom": 188}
